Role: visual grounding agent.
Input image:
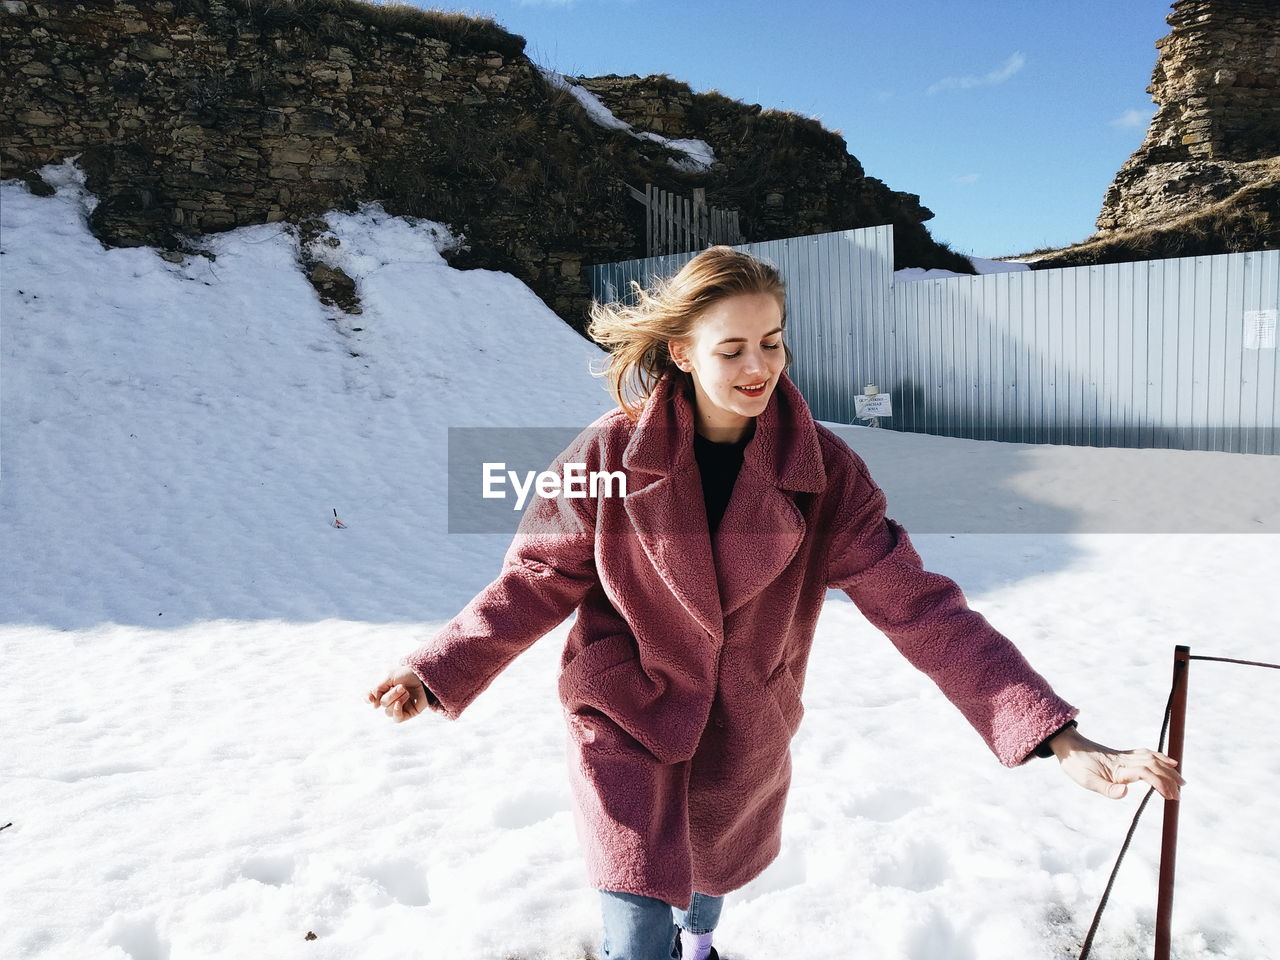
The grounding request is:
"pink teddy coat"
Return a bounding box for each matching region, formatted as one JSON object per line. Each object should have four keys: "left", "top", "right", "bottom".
{"left": 405, "top": 368, "right": 1077, "bottom": 910}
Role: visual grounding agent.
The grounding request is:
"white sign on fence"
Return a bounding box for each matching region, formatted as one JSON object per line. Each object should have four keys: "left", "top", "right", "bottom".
{"left": 855, "top": 393, "right": 893, "bottom": 418}
{"left": 1245, "top": 309, "right": 1277, "bottom": 350}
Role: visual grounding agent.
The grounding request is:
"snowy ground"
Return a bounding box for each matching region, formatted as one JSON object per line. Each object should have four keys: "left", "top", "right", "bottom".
{"left": 2, "top": 167, "right": 1278, "bottom": 960}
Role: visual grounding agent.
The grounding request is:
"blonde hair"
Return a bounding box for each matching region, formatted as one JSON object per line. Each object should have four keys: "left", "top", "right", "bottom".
{"left": 587, "top": 245, "right": 793, "bottom": 421}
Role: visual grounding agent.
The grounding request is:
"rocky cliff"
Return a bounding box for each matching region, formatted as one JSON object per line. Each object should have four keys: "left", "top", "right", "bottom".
{"left": 1039, "top": 0, "right": 1278, "bottom": 267}
{"left": 0, "top": 0, "right": 969, "bottom": 330}
{"left": 574, "top": 74, "right": 949, "bottom": 269}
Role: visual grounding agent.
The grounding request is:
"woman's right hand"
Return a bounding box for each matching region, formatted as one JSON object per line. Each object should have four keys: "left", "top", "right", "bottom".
{"left": 367, "top": 666, "right": 431, "bottom": 723}
{"left": 1049, "top": 726, "right": 1184, "bottom": 801}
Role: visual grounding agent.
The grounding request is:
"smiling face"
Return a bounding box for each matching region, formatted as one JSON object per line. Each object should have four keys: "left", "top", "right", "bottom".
{"left": 669, "top": 291, "right": 788, "bottom": 443}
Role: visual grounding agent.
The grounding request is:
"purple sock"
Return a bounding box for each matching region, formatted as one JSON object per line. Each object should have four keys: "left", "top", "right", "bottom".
{"left": 680, "top": 929, "right": 714, "bottom": 960}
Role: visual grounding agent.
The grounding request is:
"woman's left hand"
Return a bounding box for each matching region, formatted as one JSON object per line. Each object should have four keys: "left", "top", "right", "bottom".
{"left": 1047, "top": 726, "right": 1185, "bottom": 801}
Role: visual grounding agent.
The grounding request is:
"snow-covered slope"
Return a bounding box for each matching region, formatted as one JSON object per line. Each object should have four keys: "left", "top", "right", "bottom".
{"left": 1, "top": 162, "right": 612, "bottom": 630}
{"left": 2, "top": 168, "right": 1276, "bottom": 960}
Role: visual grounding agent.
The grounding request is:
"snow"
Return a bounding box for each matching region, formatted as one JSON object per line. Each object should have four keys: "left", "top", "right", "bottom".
{"left": 831, "top": 425, "right": 1280, "bottom": 534}
{"left": 2, "top": 166, "right": 1278, "bottom": 960}
{"left": 968, "top": 256, "right": 1032, "bottom": 275}
{"left": 536, "top": 66, "right": 717, "bottom": 173}
{"left": 895, "top": 255, "right": 1032, "bottom": 283}
{"left": 537, "top": 67, "right": 632, "bottom": 134}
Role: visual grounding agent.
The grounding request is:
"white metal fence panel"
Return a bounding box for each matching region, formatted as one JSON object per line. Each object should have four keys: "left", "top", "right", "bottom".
{"left": 587, "top": 228, "right": 1280, "bottom": 455}
{"left": 891, "top": 253, "right": 1280, "bottom": 453}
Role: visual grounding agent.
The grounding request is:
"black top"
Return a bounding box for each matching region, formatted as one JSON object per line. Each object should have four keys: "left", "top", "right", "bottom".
{"left": 692, "top": 429, "right": 752, "bottom": 535}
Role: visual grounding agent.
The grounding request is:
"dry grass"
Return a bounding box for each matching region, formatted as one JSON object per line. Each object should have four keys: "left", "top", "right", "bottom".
{"left": 221, "top": 0, "right": 526, "bottom": 57}
{"left": 1026, "top": 169, "right": 1280, "bottom": 268}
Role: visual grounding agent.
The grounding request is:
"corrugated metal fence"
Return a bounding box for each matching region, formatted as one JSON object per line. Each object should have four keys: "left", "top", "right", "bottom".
{"left": 588, "top": 226, "right": 1280, "bottom": 455}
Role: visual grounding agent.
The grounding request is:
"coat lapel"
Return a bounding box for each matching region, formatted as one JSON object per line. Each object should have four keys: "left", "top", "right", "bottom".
{"left": 622, "top": 372, "right": 724, "bottom": 639}
{"left": 622, "top": 369, "right": 827, "bottom": 637}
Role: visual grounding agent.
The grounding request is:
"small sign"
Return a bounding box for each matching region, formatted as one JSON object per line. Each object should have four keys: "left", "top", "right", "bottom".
{"left": 1244, "top": 309, "right": 1276, "bottom": 350}
{"left": 855, "top": 393, "right": 893, "bottom": 418}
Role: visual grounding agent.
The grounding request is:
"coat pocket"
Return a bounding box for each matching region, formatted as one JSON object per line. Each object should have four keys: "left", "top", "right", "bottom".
{"left": 560, "top": 632, "right": 639, "bottom": 694}
{"left": 558, "top": 633, "right": 700, "bottom": 764}
{"left": 764, "top": 662, "right": 805, "bottom": 737}
{"left": 559, "top": 633, "right": 652, "bottom": 753}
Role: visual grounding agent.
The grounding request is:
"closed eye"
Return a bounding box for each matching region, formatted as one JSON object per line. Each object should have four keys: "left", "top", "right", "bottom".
{"left": 720, "top": 343, "right": 782, "bottom": 359}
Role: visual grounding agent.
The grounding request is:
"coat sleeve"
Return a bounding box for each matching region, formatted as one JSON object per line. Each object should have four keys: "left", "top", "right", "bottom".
{"left": 823, "top": 453, "right": 1077, "bottom": 766}
{"left": 402, "top": 439, "right": 600, "bottom": 720}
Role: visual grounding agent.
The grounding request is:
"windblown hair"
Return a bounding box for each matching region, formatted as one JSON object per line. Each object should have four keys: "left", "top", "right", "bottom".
{"left": 587, "top": 245, "right": 793, "bottom": 421}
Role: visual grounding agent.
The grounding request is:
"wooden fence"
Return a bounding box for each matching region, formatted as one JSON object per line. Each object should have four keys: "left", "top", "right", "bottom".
{"left": 627, "top": 183, "right": 744, "bottom": 257}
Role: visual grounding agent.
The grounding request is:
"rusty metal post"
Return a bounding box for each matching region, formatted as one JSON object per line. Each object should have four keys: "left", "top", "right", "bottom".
{"left": 1154, "top": 645, "right": 1191, "bottom": 960}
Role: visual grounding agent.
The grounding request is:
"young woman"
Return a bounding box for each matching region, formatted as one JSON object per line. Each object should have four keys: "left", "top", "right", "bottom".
{"left": 368, "top": 246, "right": 1183, "bottom": 960}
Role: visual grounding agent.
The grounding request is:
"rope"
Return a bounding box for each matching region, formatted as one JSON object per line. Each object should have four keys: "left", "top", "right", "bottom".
{"left": 1189, "top": 655, "right": 1280, "bottom": 670}
{"left": 1077, "top": 652, "right": 1277, "bottom": 958}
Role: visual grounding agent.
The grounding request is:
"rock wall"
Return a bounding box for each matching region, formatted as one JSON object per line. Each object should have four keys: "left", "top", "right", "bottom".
{"left": 1097, "top": 0, "right": 1279, "bottom": 236}
{"left": 576, "top": 74, "right": 941, "bottom": 256}
{"left": 1, "top": 0, "right": 967, "bottom": 330}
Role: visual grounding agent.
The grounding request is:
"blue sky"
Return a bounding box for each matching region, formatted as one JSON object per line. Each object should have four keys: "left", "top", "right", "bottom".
{"left": 412, "top": 0, "right": 1173, "bottom": 257}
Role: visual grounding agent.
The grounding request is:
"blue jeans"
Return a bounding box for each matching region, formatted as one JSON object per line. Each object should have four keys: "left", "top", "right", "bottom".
{"left": 599, "top": 889, "right": 725, "bottom": 960}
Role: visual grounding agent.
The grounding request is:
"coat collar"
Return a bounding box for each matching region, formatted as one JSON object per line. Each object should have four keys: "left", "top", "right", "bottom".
{"left": 619, "top": 368, "right": 827, "bottom": 639}
{"left": 622, "top": 368, "right": 826, "bottom": 492}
